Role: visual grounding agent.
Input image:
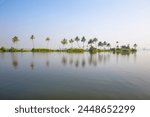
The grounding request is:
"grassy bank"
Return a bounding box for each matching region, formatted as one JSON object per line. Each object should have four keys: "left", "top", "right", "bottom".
{"left": 0, "top": 47, "right": 137, "bottom": 54}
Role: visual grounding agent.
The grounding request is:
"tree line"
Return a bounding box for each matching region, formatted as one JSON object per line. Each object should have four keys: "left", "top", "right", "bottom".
{"left": 9, "top": 35, "right": 138, "bottom": 50}
{"left": 0, "top": 35, "right": 138, "bottom": 54}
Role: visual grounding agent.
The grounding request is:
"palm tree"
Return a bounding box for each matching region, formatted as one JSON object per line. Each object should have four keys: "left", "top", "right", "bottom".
{"left": 46, "top": 37, "right": 50, "bottom": 49}
{"left": 103, "top": 41, "right": 107, "bottom": 50}
{"left": 12, "top": 36, "right": 19, "bottom": 48}
{"left": 69, "top": 39, "right": 74, "bottom": 48}
{"left": 98, "top": 41, "right": 103, "bottom": 49}
{"left": 127, "top": 44, "right": 130, "bottom": 49}
{"left": 133, "top": 44, "right": 137, "bottom": 49}
{"left": 107, "top": 43, "right": 111, "bottom": 50}
{"left": 88, "top": 39, "right": 93, "bottom": 47}
{"left": 116, "top": 41, "right": 119, "bottom": 49}
{"left": 75, "top": 36, "right": 80, "bottom": 48}
{"left": 81, "top": 36, "right": 86, "bottom": 49}
{"left": 30, "top": 35, "right": 35, "bottom": 49}
{"left": 61, "top": 38, "right": 68, "bottom": 49}
{"left": 93, "top": 38, "right": 98, "bottom": 48}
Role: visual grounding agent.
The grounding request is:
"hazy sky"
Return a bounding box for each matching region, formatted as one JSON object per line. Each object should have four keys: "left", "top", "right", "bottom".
{"left": 0, "top": 0, "right": 150, "bottom": 49}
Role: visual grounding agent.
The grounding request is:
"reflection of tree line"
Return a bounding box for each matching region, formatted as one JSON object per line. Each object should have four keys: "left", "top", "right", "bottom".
{"left": 9, "top": 53, "right": 136, "bottom": 69}
{"left": 11, "top": 53, "right": 19, "bottom": 69}
{"left": 10, "top": 53, "right": 50, "bottom": 70}
{"left": 30, "top": 53, "right": 50, "bottom": 70}
{"left": 61, "top": 53, "right": 111, "bottom": 67}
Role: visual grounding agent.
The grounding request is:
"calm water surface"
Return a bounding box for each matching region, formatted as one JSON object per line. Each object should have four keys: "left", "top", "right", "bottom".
{"left": 0, "top": 51, "right": 150, "bottom": 99}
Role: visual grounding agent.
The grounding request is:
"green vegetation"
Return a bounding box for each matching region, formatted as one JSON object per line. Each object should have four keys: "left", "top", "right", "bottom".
{"left": 65, "top": 48, "right": 85, "bottom": 53}
{"left": 0, "top": 47, "right": 30, "bottom": 52}
{"left": 32, "top": 48, "right": 55, "bottom": 52}
{"left": 0, "top": 35, "right": 138, "bottom": 54}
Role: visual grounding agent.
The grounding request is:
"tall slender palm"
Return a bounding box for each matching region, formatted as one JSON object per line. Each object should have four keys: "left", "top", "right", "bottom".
{"left": 46, "top": 37, "right": 50, "bottom": 49}
{"left": 133, "top": 44, "right": 137, "bottom": 49}
{"left": 127, "top": 44, "right": 130, "bottom": 49}
{"left": 69, "top": 39, "right": 74, "bottom": 48}
{"left": 75, "top": 36, "right": 80, "bottom": 48}
{"left": 12, "top": 36, "right": 19, "bottom": 48}
{"left": 61, "top": 38, "right": 68, "bottom": 49}
{"left": 107, "top": 43, "right": 111, "bottom": 50}
{"left": 81, "top": 36, "right": 86, "bottom": 49}
{"left": 30, "top": 35, "right": 35, "bottom": 49}
{"left": 93, "top": 38, "right": 98, "bottom": 48}
{"left": 116, "top": 41, "right": 119, "bottom": 49}
{"left": 103, "top": 41, "right": 107, "bottom": 49}
{"left": 88, "top": 39, "right": 93, "bottom": 47}
{"left": 98, "top": 41, "right": 103, "bottom": 49}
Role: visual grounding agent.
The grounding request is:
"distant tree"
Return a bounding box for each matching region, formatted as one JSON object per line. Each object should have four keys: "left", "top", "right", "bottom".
{"left": 98, "top": 41, "right": 103, "bottom": 49}
{"left": 93, "top": 38, "right": 98, "bottom": 48}
{"left": 61, "top": 38, "right": 68, "bottom": 49}
{"left": 75, "top": 36, "right": 80, "bottom": 48}
{"left": 103, "top": 41, "right": 107, "bottom": 49}
{"left": 107, "top": 43, "right": 111, "bottom": 50}
{"left": 69, "top": 39, "right": 74, "bottom": 48}
{"left": 103, "top": 41, "right": 107, "bottom": 45}
{"left": 81, "top": 36, "right": 86, "bottom": 49}
{"left": 12, "top": 36, "right": 19, "bottom": 48}
{"left": 88, "top": 39, "right": 93, "bottom": 47}
{"left": 133, "top": 44, "right": 137, "bottom": 49}
{"left": 30, "top": 35, "right": 35, "bottom": 49}
{"left": 46, "top": 37, "right": 50, "bottom": 49}
{"left": 116, "top": 41, "right": 119, "bottom": 48}
{"left": 127, "top": 44, "right": 130, "bottom": 49}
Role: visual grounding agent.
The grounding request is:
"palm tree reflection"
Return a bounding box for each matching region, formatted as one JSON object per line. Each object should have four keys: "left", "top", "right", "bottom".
{"left": 60, "top": 52, "right": 136, "bottom": 68}
{"left": 11, "top": 53, "right": 19, "bottom": 69}
{"left": 30, "top": 61, "right": 35, "bottom": 70}
{"left": 46, "top": 53, "right": 50, "bottom": 67}
{"left": 62, "top": 55, "right": 67, "bottom": 66}
{"left": 30, "top": 52, "right": 35, "bottom": 70}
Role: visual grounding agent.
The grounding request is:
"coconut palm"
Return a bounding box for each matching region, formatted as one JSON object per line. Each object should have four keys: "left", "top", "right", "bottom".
{"left": 133, "top": 44, "right": 137, "bottom": 49}
{"left": 116, "top": 41, "right": 119, "bottom": 49}
{"left": 107, "top": 43, "right": 111, "bottom": 50}
{"left": 88, "top": 39, "right": 93, "bottom": 47}
{"left": 75, "top": 36, "right": 80, "bottom": 48}
{"left": 61, "top": 38, "right": 68, "bottom": 49}
{"left": 127, "top": 44, "right": 130, "bottom": 49}
{"left": 93, "top": 38, "right": 98, "bottom": 48}
{"left": 12, "top": 36, "right": 19, "bottom": 48}
{"left": 103, "top": 41, "right": 107, "bottom": 50}
{"left": 98, "top": 41, "right": 103, "bottom": 49}
{"left": 81, "top": 36, "right": 86, "bottom": 49}
{"left": 46, "top": 37, "right": 50, "bottom": 49}
{"left": 30, "top": 35, "right": 35, "bottom": 49}
{"left": 69, "top": 39, "right": 74, "bottom": 48}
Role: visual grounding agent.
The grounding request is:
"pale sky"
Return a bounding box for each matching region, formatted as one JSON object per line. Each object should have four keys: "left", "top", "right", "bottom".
{"left": 0, "top": 0, "right": 150, "bottom": 49}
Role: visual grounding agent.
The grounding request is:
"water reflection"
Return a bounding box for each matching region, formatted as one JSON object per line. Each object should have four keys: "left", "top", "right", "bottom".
{"left": 30, "top": 53, "right": 35, "bottom": 70}
{"left": 0, "top": 52, "right": 5, "bottom": 59}
{"left": 8, "top": 52, "right": 136, "bottom": 69}
{"left": 1, "top": 51, "right": 150, "bottom": 100}
{"left": 46, "top": 53, "right": 50, "bottom": 67}
{"left": 60, "top": 52, "right": 136, "bottom": 68}
{"left": 11, "top": 53, "right": 19, "bottom": 69}
{"left": 30, "top": 61, "right": 35, "bottom": 70}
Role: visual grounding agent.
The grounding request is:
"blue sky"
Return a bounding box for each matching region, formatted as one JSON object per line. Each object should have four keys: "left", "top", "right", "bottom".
{"left": 0, "top": 0, "right": 150, "bottom": 49}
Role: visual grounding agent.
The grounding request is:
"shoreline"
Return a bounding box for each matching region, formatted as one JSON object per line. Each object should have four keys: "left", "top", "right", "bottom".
{"left": 0, "top": 47, "right": 137, "bottom": 54}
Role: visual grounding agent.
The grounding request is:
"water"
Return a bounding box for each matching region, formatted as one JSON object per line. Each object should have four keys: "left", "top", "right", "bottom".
{"left": 0, "top": 51, "right": 150, "bottom": 100}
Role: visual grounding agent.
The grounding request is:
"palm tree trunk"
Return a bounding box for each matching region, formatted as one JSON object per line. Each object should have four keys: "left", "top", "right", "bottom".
{"left": 47, "top": 42, "right": 49, "bottom": 49}
{"left": 77, "top": 42, "right": 80, "bottom": 48}
{"left": 32, "top": 40, "right": 35, "bottom": 49}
